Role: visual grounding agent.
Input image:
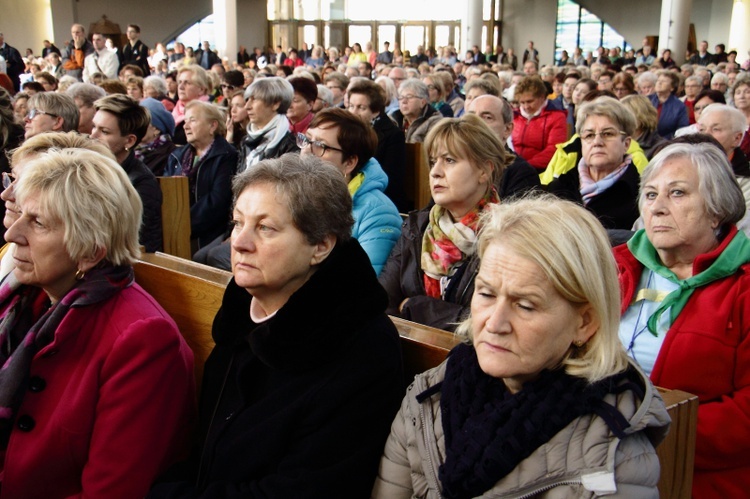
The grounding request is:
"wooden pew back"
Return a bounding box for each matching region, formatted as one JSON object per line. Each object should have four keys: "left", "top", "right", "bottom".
{"left": 133, "top": 258, "right": 697, "bottom": 499}
{"left": 158, "top": 176, "right": 192, "bottom": 259}
{"left": 404, "top": 142, "right": 431, "bottom": 211}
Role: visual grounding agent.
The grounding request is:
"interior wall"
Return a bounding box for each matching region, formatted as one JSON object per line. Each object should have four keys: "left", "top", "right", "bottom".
{"left": 577, "top": 0, "right": 661, "bottom": 48}
{"left": 501, "top": 0, "right": 559, "bottom": 66}
{"left": 237, "top": 0, "right": 269, "bottom": 52}
{"left": 0, "top": 0, "right": 55, "bottom": 55}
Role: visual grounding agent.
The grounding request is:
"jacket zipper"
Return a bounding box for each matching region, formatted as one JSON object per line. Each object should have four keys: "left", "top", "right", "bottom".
{"left": 514, "top": 478, "right": 582, "bottom": 499}
{"left": 417, "top": 379, "right": 443, "bottom": 496}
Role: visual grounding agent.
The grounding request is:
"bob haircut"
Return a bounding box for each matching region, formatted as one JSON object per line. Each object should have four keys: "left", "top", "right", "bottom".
{"left": 621, "top": 94, "right": 658, "bottom": 134}
{"left": 178, "top": 65, "right": 211, "bottom": 94}
{"left": 244, "top": 77, "right": 294, "bottom": 115}
{"left": 640, "top": 142, "right": 746, "bottom": 233}
{"left": 15, "top": 148, "right": 142, "bottom": 266}
{"left": 575, "top": 96, "right": 636, "bottom": 137}
{"left": 232, "top": 153, "right": 354, "bottom": 246}
{"left": 185, "top": 100, "right": 227, "bottom": 137}
{"left": 611, "top": 72, "right": 635, "bottom": 95}
{"left": 514, "top": 76, "right": 547, "bottom": 98}
{"left": 27, "top": 92, "right": 80, "bottom": 133}
{"left": 423, "top": 114, "right": 505, "bottom": 188}
{"left": 456, "top": 195, "right": 630, "bottom": 383}
{"left": 143, "top": 75, "right": 167, "bottom": 96}
{"left": 309, "top": 107, "right": 376, "bottom": 173}
{"left": 398, "top": 78, "right": 429, "bottom": 101}
{"left": 422, "top": 74, "right": 446, "bottom": 101}
{"left": 732, "top": 74, "right": 750, "bottom": 98}
{"left": 11, "top": 131, "right": 115, "bottom": 167}
{"left": 347, "top": 78, "right": 386, "bottom": 114}
{"left": 94, "top": 94, "right": 150, "bottom": 145}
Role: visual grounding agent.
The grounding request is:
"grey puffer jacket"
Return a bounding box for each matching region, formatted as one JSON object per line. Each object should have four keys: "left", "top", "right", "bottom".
{"left": 372, "top": 358, "right": 671, "bottom": 498}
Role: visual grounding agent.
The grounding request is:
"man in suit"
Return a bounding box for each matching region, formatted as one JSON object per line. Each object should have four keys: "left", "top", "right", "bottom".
{"left": 120, "top": 24, "right": 150, "bottom": 76}
{"left": 0, "top": 32, "right": 23, "bottom": 92}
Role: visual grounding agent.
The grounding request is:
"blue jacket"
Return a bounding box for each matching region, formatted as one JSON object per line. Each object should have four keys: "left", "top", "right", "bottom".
{"left": 649, "top": 93, "right": 689, "bottom": 140}
{"left": 351, "top": 158, "right": 402, "bottom": 275}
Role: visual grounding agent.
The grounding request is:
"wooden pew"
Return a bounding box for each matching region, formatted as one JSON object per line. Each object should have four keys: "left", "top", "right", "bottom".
{"left": 404, "top": 142, "right": 431, "bottom": 211}
{"left": 158, "top": 176, "right": 192, "bottom": 260}
{"left": 133, "top": 258, "right": 697, "bottom": 499}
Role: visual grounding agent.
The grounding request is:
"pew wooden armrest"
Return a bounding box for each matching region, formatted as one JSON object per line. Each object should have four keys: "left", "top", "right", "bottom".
{"left": 158, "top": 176, "right": 192, "bottom": 260}
{"left": 404, "top": 142, "right": 431, "bottom": 210}
{"left": 133, "top": 260, "right": 696, "bottom": 499}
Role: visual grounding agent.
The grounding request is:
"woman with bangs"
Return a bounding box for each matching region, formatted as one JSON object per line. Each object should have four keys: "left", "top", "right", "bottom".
{"left": 379, "top": 114, "right": 503, "bottom": 331}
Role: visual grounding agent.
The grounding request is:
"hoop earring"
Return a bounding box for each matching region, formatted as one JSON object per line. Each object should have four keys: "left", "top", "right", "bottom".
{"left": 75, "top": 269, "right": 86, "bottom": 281}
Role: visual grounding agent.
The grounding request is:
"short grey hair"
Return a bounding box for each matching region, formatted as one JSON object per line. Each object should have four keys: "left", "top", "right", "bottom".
{"left": 316, "top": 84, "right": 333, "bottom": 106}
{"left": 640, "top": 142, "right": 746, "bottom": 232}
{"left": 399, "top": 78, "right": 429, "bottom": 100}
{"left": 711, "top": 72, "right": 729, "bottom": 86}
{"left": 700, "top": 103, "right": 748, "bottom": 134}
{"left": 232, "top": 153, "right": 354, "bottom": 245}
{"left": 66, "top": 82, "right": 106, "bottom": 107}
{"left": 143, "top": 75, "right": 167, "bottom": 96}
{"left": 27, "top": 92, "right": 79, "bottom": 132}
{"left": 575, "top": 96, "right": 636, "bottom": 137}
{"left": 374, "top": 75, "right": 397, "bottom": 102}
{"left": 464, "top": 78, "right": 500, "bottom": 97}
{"left": 636, "top": 71, "right": 657, "bottom": 87}
{"left": 685, "top": 75, "right": 703, "bottom": 88}
{"left": 244, "top": 76, "right": 294, "bottom": 115}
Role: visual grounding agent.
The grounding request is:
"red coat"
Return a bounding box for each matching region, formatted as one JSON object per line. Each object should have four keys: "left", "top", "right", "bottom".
{"left": 511, "top": 105, "right": 567, "bottom": 171}
{"left": 0, "top": 282, "right": 196, "bottom": 499}
{"left": 614, "top": 227, "right": 750, "bottom": 498}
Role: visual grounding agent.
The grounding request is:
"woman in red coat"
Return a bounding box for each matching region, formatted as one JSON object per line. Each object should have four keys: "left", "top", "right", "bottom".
{"left": 615, "top": 142, "right": 750, "bottom": 497}
{"left": 0, "top": 137, "right": 195, "bottom": 499}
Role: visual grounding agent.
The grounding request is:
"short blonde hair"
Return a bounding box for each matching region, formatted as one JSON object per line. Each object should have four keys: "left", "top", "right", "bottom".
{"left": 456, "top": 195, "right": 629, "bottom": 383}
{"left": 15, "top": 148, "right": 142, "bottom": 266}
{"left": 621, "top": 94, "right": 658, "bottom": 134}
{"left": 185, "top": 100, "right": 227, "bottom": 137}
{"left": 178, "top": 64, "right": 211, "bottom": 95}
{"left": 11, "top": 131, "right": 115, "bottom": 166}
{"left": 575, "top": 96, "right": 636, "bottom": 137}
{"left": 423, "top": 114, "right": 505, "bottom": 188}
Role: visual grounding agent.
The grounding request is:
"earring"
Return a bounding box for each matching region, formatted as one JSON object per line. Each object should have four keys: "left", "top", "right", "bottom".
{"left": 574, "top": 340, "right": 585, "bottom": 348}
{"left": 75, "top": 269, "right": 85, "bottom": 280}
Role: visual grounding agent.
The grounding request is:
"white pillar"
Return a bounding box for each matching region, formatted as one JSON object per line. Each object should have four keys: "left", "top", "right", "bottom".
{"left": 730, "top": 0, "right": 750, "bottom": 66}
{"left": 462, "top": 0, "right": 483, "bottom": 56}
{"left": 658, "top": 0, "right": 692, "bottom": 64}
{"left": 213, "top": 0, "right": 238, "bottom": 64}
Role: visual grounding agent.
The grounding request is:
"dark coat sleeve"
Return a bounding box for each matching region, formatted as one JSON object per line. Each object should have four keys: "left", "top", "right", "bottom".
{"left": 130, "top": 168, "right": 164, "bottom": 252}
{"left": 499, "top": 155, "right": 542, "bottom": 200}
{"left": 191, "top": 145, "right": 237, "bottom": 244}
{"left": 374, "top": 117, "right": 409, "bottom": 212}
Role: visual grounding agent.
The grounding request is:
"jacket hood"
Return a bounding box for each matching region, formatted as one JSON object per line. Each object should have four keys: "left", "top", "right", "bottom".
{"left": 352, "top": 158, "right": 389, "bottom": 201}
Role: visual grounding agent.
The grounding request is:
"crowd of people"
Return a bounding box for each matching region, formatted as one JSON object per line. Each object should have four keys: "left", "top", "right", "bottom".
{"left": 1, "top": 20, "right": 750, "bottom": 497}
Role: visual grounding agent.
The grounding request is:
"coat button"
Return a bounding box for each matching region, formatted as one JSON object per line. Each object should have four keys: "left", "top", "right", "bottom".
{"left": 17, "top": 415, "right": 35, "bottom": 432}
{"left": 29, "top": 376, "right": 46, "bottom": 392}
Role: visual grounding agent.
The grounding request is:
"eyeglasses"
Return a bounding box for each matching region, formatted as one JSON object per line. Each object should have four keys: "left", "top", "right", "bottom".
{"left": 2, "top": 172, "right": 16, "bottom": 190}
{"left": 296, "top": 133, "right": 344, "bottom": 157}
{"left": 221, "top": 84, "right": 236, "bottom": 90}
{"left": 25, "top": 109, "right": 58, "bottom": 120}
{"left": 580, "top": 129, "right": 627, "bottom": 143}
{"left": 398, "top": 94, "right": 419, "bottom": 102}
{"left": 326, "top": 85, "right": 342, "bottom": 91}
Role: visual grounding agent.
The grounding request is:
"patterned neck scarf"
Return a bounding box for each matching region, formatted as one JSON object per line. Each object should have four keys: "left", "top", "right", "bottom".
{"left": 421, "top": 188, "right": 500, "bottom": 298}
{"left": 578, "top": 155, "right": 631, "bottom": 205}
{"left": 0, "top": 264, "right": 133, "bottom": 448}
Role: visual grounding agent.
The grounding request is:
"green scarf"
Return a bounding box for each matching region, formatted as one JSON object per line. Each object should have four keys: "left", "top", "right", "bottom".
{"left": 627, "top": 228, "right": 750, "bottom": 336}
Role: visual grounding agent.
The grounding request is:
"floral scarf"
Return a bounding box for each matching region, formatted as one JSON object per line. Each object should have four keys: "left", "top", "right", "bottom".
{"left": 421, "top": 189, "right": 499, "bottom": 298}
{"left": 0, "top": 264, "right": 133, "bottom": 448}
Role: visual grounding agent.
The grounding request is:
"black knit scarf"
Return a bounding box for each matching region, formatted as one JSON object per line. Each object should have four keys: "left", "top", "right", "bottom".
{"left": 0, "top": 264, "right": 134, "bottom": 448}
{"left": 423, "top": 343, "right": 637, "bottom": 499}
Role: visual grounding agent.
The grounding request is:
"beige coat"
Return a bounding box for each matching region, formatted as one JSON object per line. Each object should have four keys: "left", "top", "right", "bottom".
{"left": 372, "top": 359, "right": 670, "bottom": 498}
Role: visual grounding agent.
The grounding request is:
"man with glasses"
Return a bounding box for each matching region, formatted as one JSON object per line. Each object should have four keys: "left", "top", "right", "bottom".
{"left": 388, "top": 79, "right": 442, "bottom": 143}
{"left": 83, "top": 32, "right": 118, "bottom": 83}
{"left": 23, "top": 92, "right": 80, "bottom": 139}
{"left": 299, "top": 108, "right": 400, "bottom": 275}
{"left": 388, "top": 67, "right": 407, "bottom": 90}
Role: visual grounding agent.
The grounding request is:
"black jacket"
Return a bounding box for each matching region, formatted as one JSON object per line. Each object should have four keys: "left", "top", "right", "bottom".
{"left": 547, "top": 160, "right": 640, "bottom": 230}
{"left": 122, "top": 151, "right": 163, "bottom": 252}
{"left": 236, "top": 129, "right": 299, "bottom": 173}
{"left": 379, "top": 207, "right": 478, "bottom": 331}
{"left": 166, "top": 136, "right": 238, "bottom": 247}
{"left": 372, "top": 112, "right": 409, "bottom": 211}
{"left": 0, "top": 43, "right": 23, "bottom": 92}
{"left": 149, "top": 239, "right": 404, "bottom": 498}
{"left": 120, "top": 39, "right": 151, "bottom": 75}
{"left": 499, "top": 151, "right": 541, "bottom": 200}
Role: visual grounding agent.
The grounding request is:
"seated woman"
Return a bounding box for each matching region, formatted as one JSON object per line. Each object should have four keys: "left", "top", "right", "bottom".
{"left": 149, "top": 154, "right": 403, "bottom": 497}
{"left": 137, "top": 97, "right": 177, "bottom": 176}
{"left": 380, "top": 115, "right": 502, "bottom": 331}
{"left": 0, "top": 145, "right": 194, "bottom": 498}
{"left": 547, "top": 97, "right": 641, "bottom": 230}
{"left": 347, "top": 78, "right": 409, "bottom": 211}
{"left": 300, "top": 108, "right": 401, "bottom": 275}
{"left": 422, "top": 73, "right": 454, "bottom": 118}
{"left": 373, "top": 196, "right": 669, "bottom": 498}
{"left": 165, "top": 100, "right": 237, "bottom": 250}
{"left": 616, "top": 142, "right": 750, "bottom": 497}
{"left": 389, "top": 78, "right": 443, "bottom": 144}
{"left": 621, "top": 94, "right": 666, "bottom": 159}
{"left": 92, "top": 94, "right": 163, "bottom": 252}
{"left": 648, "top": 70, "right": 688, "bottom": 139}
{"left": 287, "top": 76, "right": 317, "bottom": 135}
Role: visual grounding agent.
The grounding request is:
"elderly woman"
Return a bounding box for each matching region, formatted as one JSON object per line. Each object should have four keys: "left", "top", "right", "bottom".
{"left": 374, "top": 196, "right": 669, "bottom": 498}
{"left": 91, "top": 94, "right": 163, "bottom": 252}
{"left": 547, "top": 97, "right": 640, "bottom": 230}
{"left": 65, "top": 82, "right": 106, "bottom": 135}
{"left": 612, "top": 72, "right": 637, "bottom": 100}
{"left": 136, "top": 97, "right": 177, "bottom": 176}
{"left": 143, "top": 75, "right": 175, "bottom": 112}
{"left": 732, "top": 76, "right": 750, "bottom": 156}
{"left": 347, "top": 78, "right": 408, "bottom": 211}
{"left": 380, "top": 115, "right": 502, "bottom": 331}
{"left": 149, "top": 154, "right": 403, "bottom": 497}
{"left": 375, "top": 75, "right": 400, "bottom": 115}
{"left": 615, "top": 142, "right": 750, "bottom": 497}
{"left": 237, "top": 76, "right": 298, "bottom": 174}
{"left": 681, "top": 75, "right": 703, "bottom": 123}
{"left": 389, "top": 78, "right": 443, "bottom": 144}
{"left": 287, "top": 76, "right": 317, "bottom": 134}
{"left": 165, "top": 100, "right": 237, "bottom": 250}
{"left": 621, "top": 94, "right": 666, "bottom": 159}
{"left": 675, "top": 88, "right": 727, "bottom": 138}
{"left": 636, "top": 71, "right": 657, "bottom": 97}
{"left": 0, "top": 141, "right": 194, "bottom": 498}
{"left": 173, "top": 64, "right": 212, "bottom": 145}
{"left": 422, "top": 73, "right": 453, "bottom": 118}
{"left": 511, "top": 75, "right": 568, "bottom": 171}
{"left": 649, "top": 70, "right": 688, "bottom": 139}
